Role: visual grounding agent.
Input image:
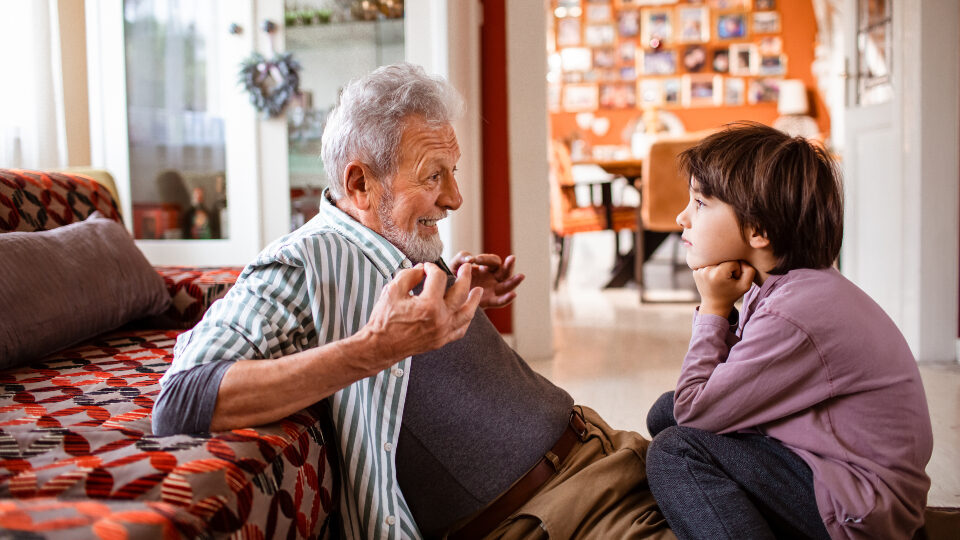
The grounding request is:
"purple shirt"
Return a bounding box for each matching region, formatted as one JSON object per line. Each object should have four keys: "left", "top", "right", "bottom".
{"left": 675, "top": 267, "right": 933, "bottom": 540}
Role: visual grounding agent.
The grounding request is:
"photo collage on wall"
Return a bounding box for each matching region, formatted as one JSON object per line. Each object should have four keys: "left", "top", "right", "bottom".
{"left": 550, "top": 0, "right": 787, "bottom": 112}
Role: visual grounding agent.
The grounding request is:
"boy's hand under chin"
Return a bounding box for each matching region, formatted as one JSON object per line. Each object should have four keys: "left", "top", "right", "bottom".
{"left": 692, "top": 261, "right": 757, "bottom": 318}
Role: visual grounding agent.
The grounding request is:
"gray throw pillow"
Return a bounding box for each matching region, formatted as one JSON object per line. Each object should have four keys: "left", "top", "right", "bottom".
{"left": 0, "top": 211, "right": 170, "bottom": 368}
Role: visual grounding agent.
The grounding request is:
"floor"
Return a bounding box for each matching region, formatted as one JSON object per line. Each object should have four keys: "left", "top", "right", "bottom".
{"left": 530, "top": 230, "right": 960, "bottom": 508}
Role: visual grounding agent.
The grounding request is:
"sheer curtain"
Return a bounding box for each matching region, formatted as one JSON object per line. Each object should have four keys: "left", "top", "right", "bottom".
{"left": 0, "top": 0, "right": 67, "bottom": 169}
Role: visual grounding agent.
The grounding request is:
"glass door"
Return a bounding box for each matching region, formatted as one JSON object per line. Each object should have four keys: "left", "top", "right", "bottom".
{"left": 87, "top": 0, "right": 261, "bottom": 265}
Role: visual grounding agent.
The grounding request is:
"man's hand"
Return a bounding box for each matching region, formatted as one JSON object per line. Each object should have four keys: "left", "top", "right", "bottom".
{"left": 450, "top": 251, "right": 525, "bottom": 309}
{"left": 692, "top": 260, "right": 756, "bottom": 318}
{"left": 357, "top": 262, "right": 483, "bottom": 372}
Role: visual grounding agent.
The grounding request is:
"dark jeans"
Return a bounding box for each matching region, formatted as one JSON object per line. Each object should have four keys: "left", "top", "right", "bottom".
{"left": 645, "top": 391, "right": 831, "bottom": 540}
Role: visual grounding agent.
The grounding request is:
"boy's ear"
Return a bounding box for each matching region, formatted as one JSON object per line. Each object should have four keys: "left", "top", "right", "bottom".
{"left": 747, "top": 227, "right": 771, "bottom": 249}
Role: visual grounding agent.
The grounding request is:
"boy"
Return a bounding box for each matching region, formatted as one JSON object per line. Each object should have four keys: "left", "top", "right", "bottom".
{"left": 645, "top": 123, "right": 933, "bottom": 539}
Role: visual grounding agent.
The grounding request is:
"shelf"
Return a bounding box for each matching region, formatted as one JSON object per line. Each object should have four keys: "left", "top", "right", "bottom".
{"left": 285, "top": 18, "right": 403, "bottom": 49}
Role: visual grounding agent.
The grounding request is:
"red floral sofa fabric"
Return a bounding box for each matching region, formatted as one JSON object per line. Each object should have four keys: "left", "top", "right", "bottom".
{"left": 154, "top": 267, "right": 244, "bottom": 329}
{"left": 0, "top": 169, "right": 121, "bottom": 232}
{"left": 0, "top": 331, "right": 338, "bottom": 538}
{"left": 0, "top": 170, "right": 339, "bottom": 538}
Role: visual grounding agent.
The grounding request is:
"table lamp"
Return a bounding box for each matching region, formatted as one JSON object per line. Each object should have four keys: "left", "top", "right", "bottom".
{"left": 773, "top": 79, "right": 820, "bottom": 140}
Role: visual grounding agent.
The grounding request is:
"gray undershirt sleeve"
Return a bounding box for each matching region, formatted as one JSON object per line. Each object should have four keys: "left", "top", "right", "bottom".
{"left": 151, "top": 360, "right": 233, "bottom": 436}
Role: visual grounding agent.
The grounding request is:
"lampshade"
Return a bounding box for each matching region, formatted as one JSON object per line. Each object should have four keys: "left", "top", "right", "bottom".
{"left": 778, "top": 79, "right": 809, "bottom": 115}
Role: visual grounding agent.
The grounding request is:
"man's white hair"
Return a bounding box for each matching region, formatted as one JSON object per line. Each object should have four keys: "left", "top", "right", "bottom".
{"left": 321, "top": 63, "right": 464, "bottom": 199}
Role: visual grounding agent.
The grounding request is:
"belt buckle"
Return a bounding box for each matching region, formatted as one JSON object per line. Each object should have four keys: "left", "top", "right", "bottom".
{"left": 569, "top": 409, "right": 588, "bottom": 442}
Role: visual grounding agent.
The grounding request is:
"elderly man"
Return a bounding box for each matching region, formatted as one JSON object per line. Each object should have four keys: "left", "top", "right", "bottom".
{"left": 154, "top": 63, "right": 672, "bottom": 540}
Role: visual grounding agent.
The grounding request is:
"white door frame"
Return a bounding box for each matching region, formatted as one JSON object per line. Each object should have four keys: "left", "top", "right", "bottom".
{"left": 841, "top": 0, "right": 959, "bottom": 362}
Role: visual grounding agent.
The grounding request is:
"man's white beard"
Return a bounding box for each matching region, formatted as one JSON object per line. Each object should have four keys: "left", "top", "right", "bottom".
{"left": 377, "top": 190, "right": 445, "bottom": 264}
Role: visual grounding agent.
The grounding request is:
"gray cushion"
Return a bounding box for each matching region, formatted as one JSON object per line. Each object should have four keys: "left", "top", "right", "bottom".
{"left": 0, "top": 211, "right": 170, "bottom": 368}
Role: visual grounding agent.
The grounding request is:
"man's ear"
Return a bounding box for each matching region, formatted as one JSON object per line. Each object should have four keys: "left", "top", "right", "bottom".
{"left": 342, "top": 161, "right": 375, "bottom": 211}
{"left": 748, "top": 227, "right": 771, "bottom": 249}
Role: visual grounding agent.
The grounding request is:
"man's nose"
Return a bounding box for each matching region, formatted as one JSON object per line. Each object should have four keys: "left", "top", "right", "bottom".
{"left": 439, "top": 175, "right": 462, "bottom": 211}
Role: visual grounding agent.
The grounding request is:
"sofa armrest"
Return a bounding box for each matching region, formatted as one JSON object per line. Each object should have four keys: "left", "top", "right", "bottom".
{"left": 153, "top": 266, "right": 244, "bottom": 328}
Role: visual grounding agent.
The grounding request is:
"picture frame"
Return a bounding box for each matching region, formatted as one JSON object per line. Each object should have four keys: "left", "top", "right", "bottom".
{"left": 557, "top": 18, "right": 582, "bottom": 47}
{"left": 620, "top": 65, "right": 638, "bottom": 80}
{"left": 561, "top": 47, "right": 593, "bottom": 72}
{"left": 752, "top": 11, "right": 781, "bottom": 33}
{"left": 617, "top": 10, "right": 641, "bottom": 37}
{"left": 757, "top": 53, "right": 787, "bottom": 75}
{"left": 709, "top": 0, "right": 748, "bottom": 8}
{"left": 584, "top": 24, "right": 617, "bottom": 46}
{"left": 662, "top": 77, "right": 682, "bottom": 105}
{"left": 712, "top": 48, "right": 730, "bottom": 73}
{"left": 676, "top": 6, "right": 709, "bottom": 43}
{"left": 585, "top": 2, "right": 613, "bottom": 21}
{"left": 748, "top": 77, "right": 780, "bottom": 104}
{"left": 619, "top": 40, "right": 636, "bottom": 63}
{"left": 599, "top": 83, "right": 637, "bottom": 108}
{"left": 754, "top": 0, "right": 775, "bottom": 9}
{"left": 682, "top": 74, "right": 723, "bottom": 106}
{"left": 640, "top": 8, "right": 673, "bottom": 46}
{"left": 563, "top": 83, "right": 601, "bottom": 111}
{"left": 758, "top": 36, "right": 783, "bottom": 54}
{"left": 638, "top": 78, "right": 663, "bottom": 105}
{"left": 594, "top": 48, "right": 617, "bottom": 68}
{"left": 616, "top": 0, "right": 678, "bottom": 6}
{"left": 724, "top": 77, "right": 745, "bottom": 105}
{"left": 639, "top": 49, "right": 678, "bottom": 75}
{"left": 728, "top": 43, "right": 757, "bottom": 75}
{"left": 716, "top": 11, "right": 748, "bottom": 40}
{"left": 682, "top": 44, "right": 708, "bottom": 72}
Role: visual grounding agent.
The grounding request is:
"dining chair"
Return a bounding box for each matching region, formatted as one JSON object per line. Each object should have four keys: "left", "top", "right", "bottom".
{"left": 549, "top": 140, "right": 638, "bottom": 289}
{"left": 635, "top": 132, "right": 707, "bottom": 301}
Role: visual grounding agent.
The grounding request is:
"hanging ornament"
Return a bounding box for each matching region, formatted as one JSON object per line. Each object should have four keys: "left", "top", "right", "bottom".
{"left": 238, "top": 52, "right": 302, "bottom": 118}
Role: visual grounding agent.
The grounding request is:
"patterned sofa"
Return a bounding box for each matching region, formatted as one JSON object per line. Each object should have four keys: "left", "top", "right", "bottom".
{"left": 0, "top": 169, "right": 338, "bottom": 538}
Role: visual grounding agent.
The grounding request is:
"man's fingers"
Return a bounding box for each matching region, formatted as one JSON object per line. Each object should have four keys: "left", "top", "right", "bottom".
{"left": 493, "top": 255, "right": 515, "bottom": 280}
{"left": 444, "top": 262, "right": 473, "bottom": 307}
{"left": 486, "top": 291, "right": 517, "bottom": 308}
{"left": 493, "top": 273, "right": 525, "bottom": 295}
{"left": 389, "top": 264, "right": 426, "bottom": 298}
{"left": 453, "top": 286, "right": 484, "bottom": 326}
{"left": 471, "top": 253, "right": 502, "bottom": 272}
{"left": 450, "top": 251, "right": 473, "bottom": 273}
{"left": 420, "top": 263, "right": 448, "bottom": 301}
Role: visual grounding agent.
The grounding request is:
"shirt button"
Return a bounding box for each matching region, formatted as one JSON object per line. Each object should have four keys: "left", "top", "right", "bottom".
{"left": 384, "top": 442, "right": 393, "bottom": 452}
{"left": 401, "top": 260, "right": 412, "bottom": 269}
{"left": 392, "top": 367, "right": 404, "bottom": 377}
{"left": 386, "top": 515, "right": 396, "bottom": 526}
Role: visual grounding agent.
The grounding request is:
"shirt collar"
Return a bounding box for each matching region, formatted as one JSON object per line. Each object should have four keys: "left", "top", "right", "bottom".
{"left": 317, "top": 188, "right": 410, "bottom": 277}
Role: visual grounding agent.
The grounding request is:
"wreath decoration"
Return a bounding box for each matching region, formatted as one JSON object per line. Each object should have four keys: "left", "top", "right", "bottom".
{"left": 238, "top": 52, "right": 301, "bottom": 118}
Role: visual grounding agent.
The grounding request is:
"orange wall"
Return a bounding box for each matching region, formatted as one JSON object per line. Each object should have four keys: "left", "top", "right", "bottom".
{"left": 550, "top": 0, "right": 829, "bottom": 145}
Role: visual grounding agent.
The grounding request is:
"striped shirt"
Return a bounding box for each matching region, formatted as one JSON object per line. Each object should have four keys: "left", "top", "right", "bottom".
{"left": 162, "top": 190, "right": 422, "bottom": 539}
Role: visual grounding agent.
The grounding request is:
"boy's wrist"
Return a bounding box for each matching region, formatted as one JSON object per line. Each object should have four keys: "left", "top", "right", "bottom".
{"left": 698, "top": 301, "right": 733, "bottom": 318}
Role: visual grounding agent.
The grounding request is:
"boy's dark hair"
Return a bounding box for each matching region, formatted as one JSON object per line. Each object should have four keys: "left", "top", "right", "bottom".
{"left": 678, "top": 122, "right": 843, "bottom": 274}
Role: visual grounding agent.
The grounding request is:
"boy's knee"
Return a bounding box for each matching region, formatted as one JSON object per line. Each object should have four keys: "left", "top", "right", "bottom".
{"left": 646, "top": 390, "right": 677, "bottom": 437}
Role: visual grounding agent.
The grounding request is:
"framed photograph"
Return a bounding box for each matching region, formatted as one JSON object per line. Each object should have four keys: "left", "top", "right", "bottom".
{"left": 752, "top": 11, "right": 781, "bottom": 33}
{"left": 640, "top": 8, "right": 673, "bottom": 46}
{"left": 676, "top": 6, "right": 709, "bottom": 43}
{"left": 594, "top": 48, "right": 617, "bottom": 68}
{"left": 557, "top": 18, "right": 581, "bottom": 47}
{"left": 682, "top": 74, "right": 723, "bottom": 106}
{"left": 618, "top": 10, "right": 640, "bottom": 37}
{"left": 563, "top": 84, "right": 600, "bottom": 111}
{"left": 585, "top": 3, "right": 613, "bottom": 21}
{"left": 682, "top": 45, "right": 708, "bottom": 72}
{"left": 619, "top": 40, "right": 636, "bottom": 63}
{"left": 716, "top": 12, "right": 748, "bottom": 40}
{"left": 758, "top": 53, "right": 787, "bottom": 75}
{"left": 600, "top": 83, "right": 637, "bottom": 108}
{"left": 729, "top": 43, "right": 757, "bottom": 75}
{"left": 585, "top": 24, "right": 617, "bottom": 46}
{"left": 724, "top": 77, "right": 745, "bottom": 105}
{"left": 712, "top": 48, "right": 730, "bottom": 73}
{"left": 562, "top": 72, "right": 584, "bottom": 84}
{"left": 600, "top": 69, "right": 622, "bottom": 82}
{"left": 638, "top": 78, "right": 663, "bottom": 105}
{"left": 561, "top": 47, "right": 593, "bottom": 71}
{"left": 758, "top": 36, "right": 783, "bottom": 54}
{"left": 662, "top": 77, "right": 682, "bottom": 105}
{"left": 640, "top": 49, "right": 678, "bottom": 75}
{"left": 748, "top": 77, "right": 780, "bottom": 104}
{"left": 616, "top": 0, "right": 678, "bottom": 6}
{"left": 754, "top": 0, "right": 775, "bottom": 10}
{"left": 709, "top": 0, "right": 748, "bottom": 8}
{"left": 620, "top": 65, "right": 637, "bottom": 80}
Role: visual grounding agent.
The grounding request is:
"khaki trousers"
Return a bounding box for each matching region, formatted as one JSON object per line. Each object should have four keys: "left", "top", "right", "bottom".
{"left": 481, "top": 406, "right": 676, "bottom": 540}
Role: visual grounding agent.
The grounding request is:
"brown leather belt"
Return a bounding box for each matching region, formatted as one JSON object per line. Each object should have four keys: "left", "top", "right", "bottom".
{"left": 448, "top": 410, "right": 589, "bottom": 540}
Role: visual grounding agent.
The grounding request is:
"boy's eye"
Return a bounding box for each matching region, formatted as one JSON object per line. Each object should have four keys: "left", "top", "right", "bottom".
{"left": 695, "top": 198, "right": 705, "bottom": 209}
